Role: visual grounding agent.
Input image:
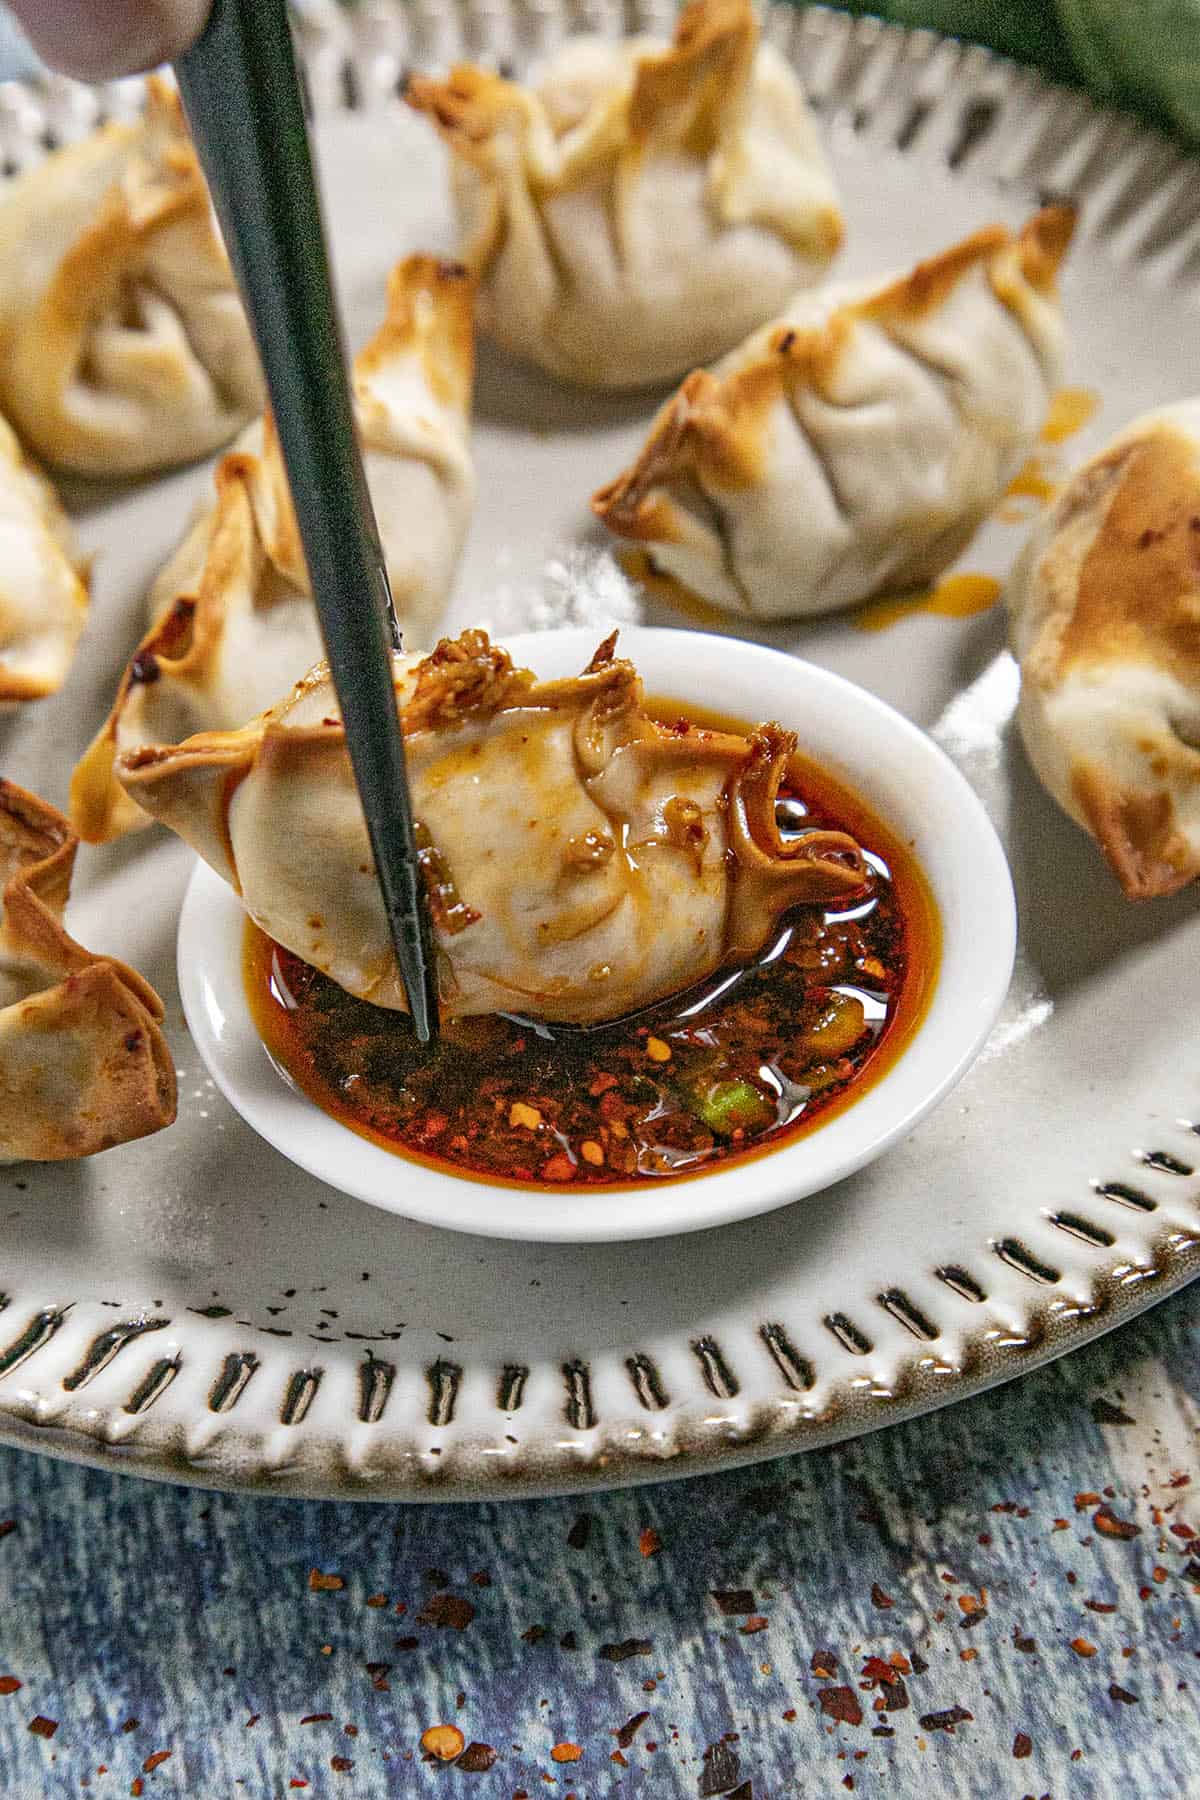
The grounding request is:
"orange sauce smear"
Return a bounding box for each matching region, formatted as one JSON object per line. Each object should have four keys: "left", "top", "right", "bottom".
{"left": 246, "top": 704, "right": 940, "bottom": 1192}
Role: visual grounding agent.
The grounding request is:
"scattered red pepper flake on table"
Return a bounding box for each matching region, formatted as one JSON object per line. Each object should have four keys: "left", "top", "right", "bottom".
{"left": 1094, "top": 1507, "right": 1141, "bottom": 1540}
{"left": 300, "top": 1715, "right": 333, "bottom": 1726}
{"left": 638, "top": 1528, "right": 662, "bottom": 1558}
{"left": 0, "top": 1677, "right": 21, "bottom": 1695}
{"left": 870, "top": 1583, "right": 894, "bottom": 1609}
{"left": 141, "top": 1752, "right": 171, "bottom": 1773}
{"left": 1090, "top": 1398, "right": 1135, "bottom": 1425}
{"left": 1070, "top": 1638, "right": 1097, "bottom": 1658}
{"left": 330, "top": 1756, "right": 354, "bottom": 1773}
{"left": 1109, "top": 1684, "right": 1139, "bottom": 1704}
{"left": 1013, "top": 1732, "right": 1032, "bottom": 1759}
{"left": 28, "top": 1716, "right": 57, "bottom": 1739}
{"left": 120, "top": 1719, "right": 139, "bottom": 1734}
{"left": 421, "top": 1724, "right": 465, "bottom": 1762}
{"left": 365, "top": 1593, "right": 388, "bottom": 1608}
{"left": 615, "top": 1713, "right": 650, "bottom": 1750}
{"left": 130, "top": 1781, "right": 143, "bottom": 1797}
{"left": 818, "top": 1687, "right": 864, "bottom": 1726}
{"left": 308, "top": 1570, "right": 344, "bottom": 1592}
{"left": 416, "top": 1592, "right": 475, "bottom": 1630}
{"left": 1152, "top": 1566, "right": 1169, "bottom": 1584}
{"left": 919, "top": 1706, "right": 973, "bottom": 1733}
{"left": 0, "top": 1521, "right": 15, "bottom": 1540}
{"left": 1084, "top": 1599, "right": 1117, "bottom": 1613}
{"left": 811, "top": 1648, "right": 839, "bottom": 1678}
{"left": 599, "top": 1639, "right": 652, "bottom": 1662}
{"left": 458, "top": 1742, "right": 498, "bottom": 1772}
{"left": 712, "top": 1590, "right": 756, "bottom": 1616}
{"left": 550, "top": 1743, "right": 582, "bottom": 1764}
{"left": 739, "top": 1615, "right": 769, "bottom": 1635}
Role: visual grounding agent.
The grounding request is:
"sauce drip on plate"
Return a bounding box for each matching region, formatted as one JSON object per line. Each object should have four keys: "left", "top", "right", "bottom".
{"left": 245, "top": 702, "right": 939, "bottom": 1190}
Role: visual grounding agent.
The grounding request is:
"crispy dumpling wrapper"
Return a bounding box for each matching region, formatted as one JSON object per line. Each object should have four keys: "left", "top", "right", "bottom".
{"left": 119, "top": 630, "right": 868, "bottom": 1024}
{"left": 71, "top": 255, "right": 476, "bottom": 844}
{"left": 406, "top": 0, "right": 841, "bottom": 389}
{"left": 0, "top": 781, "right": 175, "bottom": 1160}
{"left": 595, "top": 207, "right": 1075, "bottom": 618}
{"left": 0, "top": 80, "right": 262, "bottom": 476}
{"left": 0, "top": 413, "right": 89, "bottom": 701}
{"left": 1007, "top": 399, "right": 1200, "bottom": 900}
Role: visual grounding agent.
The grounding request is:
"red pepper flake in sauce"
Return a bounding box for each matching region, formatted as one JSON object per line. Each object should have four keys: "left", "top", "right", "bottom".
{"left": 0, "top": 1677, "right": 21, "bottom": 1695}
{"left": 550, "top": 1743, "right": 582, "bottom": 1764}
{"left": 28, "top": 1716, "right": 57, "bottom": 1739}
{"left": 308, "top": 1569, "right": 344, "bottom": 1592}
{"left": 1013, "top": 1732, "right": 1033, "bottom": 1759}
{"left": 1094, "top": 1506, "right": 1141, "bottom": 1540}
{"left": 247, "top": 740, "right": 923, "bottom": 1194}
{"left": 638, "top": 1527, "right": 662, "bottom": 1558}
{"left": 870, "top": 1583, "right": 894, "bottom": 1609}
{"left": 818, "top": 1687, "right": 864, "bottom": 1727}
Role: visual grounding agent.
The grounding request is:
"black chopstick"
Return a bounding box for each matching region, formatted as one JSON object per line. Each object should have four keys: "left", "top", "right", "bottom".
{"left": 177, "top": 0, "right": 440, "bottom": 1042}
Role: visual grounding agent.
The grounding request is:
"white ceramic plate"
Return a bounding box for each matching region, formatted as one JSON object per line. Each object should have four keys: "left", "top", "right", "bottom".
{"left": 0, "top": 3, "right": 1197, "bottom": 1499}
{"left": 178, "top": 627, "right": 1016, "bottom": 1243}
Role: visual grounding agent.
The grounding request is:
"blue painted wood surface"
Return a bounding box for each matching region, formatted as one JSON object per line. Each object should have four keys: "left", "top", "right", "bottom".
{"left": 0, "top": 1286, "right": 1194, "bottom": 1798}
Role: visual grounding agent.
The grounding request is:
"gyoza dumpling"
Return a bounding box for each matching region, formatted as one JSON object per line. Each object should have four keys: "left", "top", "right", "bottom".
{"left": 1007, "top": 399, "right": 1200, "bottom": 900}
{"left": 0, "top": 780, "right": 175, "bottom": 1160}
{"left": 405, "top": 0, "right": 841, "bottom": 389}
{"left": 70, "top": 255, "right": 476, "bottom": 844}
{"left": 118, "top": 630, "right": 867, "bottom": 1024}
{"left": 594, "top": 208, "right": 1075, "bottom": 618}
{"left": 0, "top": 79, "right": 261, "bottom": 476}
{"left": 0, "top": 414, "right": 89, "bottom": 700}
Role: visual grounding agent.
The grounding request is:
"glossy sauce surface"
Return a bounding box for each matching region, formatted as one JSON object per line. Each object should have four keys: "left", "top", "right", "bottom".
{"left": 245, "top": 702, "right": 939, "bottom": 1190}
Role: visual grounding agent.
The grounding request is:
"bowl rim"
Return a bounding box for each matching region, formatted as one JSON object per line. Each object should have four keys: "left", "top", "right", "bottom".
{"left": 177, "top": 625, "right": 1017, "bottom": 1243}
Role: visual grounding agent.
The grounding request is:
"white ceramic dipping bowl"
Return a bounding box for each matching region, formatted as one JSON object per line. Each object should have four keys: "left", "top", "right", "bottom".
{"left": 178, "top": 626, "right": 1016, "bottom": 1243}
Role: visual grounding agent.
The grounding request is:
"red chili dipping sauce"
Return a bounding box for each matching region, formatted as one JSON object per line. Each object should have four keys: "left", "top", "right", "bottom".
{"left": 245, "top": 703, "right": 939, "bottom": 1189}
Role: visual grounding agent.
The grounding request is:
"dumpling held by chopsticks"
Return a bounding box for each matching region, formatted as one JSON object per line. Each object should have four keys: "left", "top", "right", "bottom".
{"left": 118, "top": 630, "right": 868, "bottom": 1025}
